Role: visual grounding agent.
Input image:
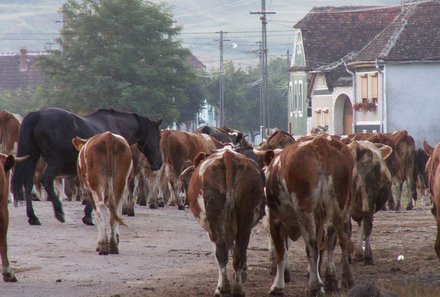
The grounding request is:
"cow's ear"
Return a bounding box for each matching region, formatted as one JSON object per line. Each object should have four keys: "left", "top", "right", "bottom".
{"left": 263, "top": 150, "right": 275, "bottom": 166}
{"left": 194, "top": 152, "right": 208, "bottom": 167}
{"left": 423, "top": 140, "right": 434, "bottom": 156}
{"left": 72, "top": 137, "right": 88, "bottom": 151}
{"left": 236, "top": 133, "right": 243, "bottom": 143}
{"left": 3, "top": 155, "right": 15, "bottom": 172}
{"left": 156, "top": 119, "right": 163, "bottom": 127}
{"left": 376, "top": 144, "right": 393, "bottom": 160}
{"left": 347, "top": 139, "right": 358, "bottom": 159}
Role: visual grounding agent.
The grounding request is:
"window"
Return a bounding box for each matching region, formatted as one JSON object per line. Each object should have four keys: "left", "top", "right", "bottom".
{"left": 371, "top": 73, "right": 378, "bottom": 104}
{"left": 361, "top": 74, "right": 368, "bottom": 102}
{"left": 293, "top": 81, "right": 298, "bottom": 112}
{"left": 323, "top": 108, "right": 329, "bottom": 127}
{"left": 315, "top": 108, "right": 322, "bottom": 126}
{"left": 288, "top": 82, "right": 293, "bottom": 113}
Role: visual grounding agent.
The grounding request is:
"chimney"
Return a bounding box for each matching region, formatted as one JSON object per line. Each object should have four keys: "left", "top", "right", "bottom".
{"left": 19, "top": 48, "right": 28, "bottom": 72}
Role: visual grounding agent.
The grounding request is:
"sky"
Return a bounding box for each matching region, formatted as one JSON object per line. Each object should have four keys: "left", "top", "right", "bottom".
{"left": 0, "top": 0, "right": 404, "bottom": 69}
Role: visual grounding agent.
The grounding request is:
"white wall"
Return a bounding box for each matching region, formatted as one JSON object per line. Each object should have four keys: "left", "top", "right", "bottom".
{"left": 386, "top": 63, "right": 440, "bottom": 147}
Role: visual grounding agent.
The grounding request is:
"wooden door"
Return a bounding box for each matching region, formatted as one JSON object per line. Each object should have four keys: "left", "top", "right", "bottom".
{"left": 343, "top": 97, "right": 353, "bottom": 135}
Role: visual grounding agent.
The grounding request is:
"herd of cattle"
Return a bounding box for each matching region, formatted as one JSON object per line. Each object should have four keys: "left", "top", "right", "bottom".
{"left": 0, "top": 107, "right": 438, "bottom": 296}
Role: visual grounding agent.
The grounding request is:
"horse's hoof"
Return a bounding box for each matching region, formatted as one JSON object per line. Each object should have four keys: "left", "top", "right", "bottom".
{"left": 28, "top": 217, "right": 41, "bottom": 225}
{"left": 55, "top": 212, "right": 65, "bottom": 223}
{"left": 3, "top": 273, "right": 17, "bottom": 282}
{"left": 82, "top": 216, "right": 94, "bottom": 226}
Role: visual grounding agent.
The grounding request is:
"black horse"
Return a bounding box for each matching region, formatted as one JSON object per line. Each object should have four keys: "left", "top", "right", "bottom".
{"left": 13, "top": 107, "right": 162, "bottom": 225}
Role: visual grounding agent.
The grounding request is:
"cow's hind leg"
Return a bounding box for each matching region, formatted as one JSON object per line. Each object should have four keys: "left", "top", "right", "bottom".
{"left": 212, "top": 240, "right": 231, "bottom": 297}
{"left": 362, "top": 214, "right": 374, "bottom": 265}
{"left": 353, "top": 221, "right": 364, "bottom": 262}
{"left": 268, "top": 213, "right": 289, "bottom": 296}
{"left": 93, "top": 191, "right": 109, "bottom": 255}
{"left": 0, "top": 207, "right": 16, "bottom": 282}
{"left": 324, "top": 224, "right": 338, "bottom": 292}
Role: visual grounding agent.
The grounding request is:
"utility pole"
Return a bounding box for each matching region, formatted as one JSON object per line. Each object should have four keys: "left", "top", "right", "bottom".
{"left": 251, "top": 0, "right": 275, "bottom": 137}
{"left": 216, "top": 31, "right": 229, "bottom": 128}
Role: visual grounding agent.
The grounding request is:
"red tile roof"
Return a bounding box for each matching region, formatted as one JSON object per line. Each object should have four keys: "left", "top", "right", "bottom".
{"left": 0, "top": 50, "right": 46, "bottom": 91}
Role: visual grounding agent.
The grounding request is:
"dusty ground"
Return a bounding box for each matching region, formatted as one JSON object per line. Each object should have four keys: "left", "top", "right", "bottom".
{"left": 2, "top": 200, "right": 440, "bottom": 297}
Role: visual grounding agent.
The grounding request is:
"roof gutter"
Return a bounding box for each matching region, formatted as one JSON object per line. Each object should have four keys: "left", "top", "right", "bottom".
{"left": 375, "top": 58, "right": 386, "bottom": 133}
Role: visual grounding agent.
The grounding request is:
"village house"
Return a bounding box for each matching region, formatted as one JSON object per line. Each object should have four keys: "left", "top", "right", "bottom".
{"left": 288, "top": 0, "right": 440, "bottom": 146}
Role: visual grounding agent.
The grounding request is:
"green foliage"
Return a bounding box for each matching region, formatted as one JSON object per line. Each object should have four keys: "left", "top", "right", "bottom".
{"left": 0, "top": 86, "right": 53, "bottom": 116}
{"left": 36, "top": 0, "right": 200, "bottom": 125}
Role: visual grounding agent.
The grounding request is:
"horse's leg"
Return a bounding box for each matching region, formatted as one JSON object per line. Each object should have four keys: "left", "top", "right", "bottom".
{"left": 40, "top": 163, "right": 65, "bottom": 223}
{"left": 82, "top": 201, "right": 94, "bottom": 226}
{"left": 22, "top": 158, "right": 40, "bottom": 225}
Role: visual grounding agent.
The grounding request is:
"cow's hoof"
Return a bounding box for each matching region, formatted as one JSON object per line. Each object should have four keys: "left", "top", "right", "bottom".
{"left": 406, "top": 203, "right": 414, "bottom": 210}
{"left": 178, "top": 205, "right": 185, "bottom": 210}
{"left": 55, "top": 212, "right": 65, "bottom": 223}
{"left": 126, "top": 210, "right": 135, "bottom": 217}
{"left": 82, "top": 216, "right": 94, "bottom": 226}
{"left": 149, "top": 204, "right": 158, "bottom": 209}
{"left": 232, "top": 283, "right": 245, "bottom": 297}
{"left": 31, "top": 194, "right": 40, "bottom": 201}
{"left": 354, "top": 254, "right": 363, "bottom": 262}
{"left": 269, "top": 287, "right": 284, "bottom": 296}
{"left": 158, "top": 201, "right": 165, "bottom": 208}
{"left": 28, "top": 216, "right": 41, "bottom": 225}
{"left": 3, "top": 273, "right": 17, "bottom": 282}
{"left": 284, "top": 270, "right": 291, "bottom": 283}
{"left": 109, "top": 241, "right": 119, "bottom": 254}
{"left": 324, "top": 277, "right": 338, "bottom": 292}
{"left": 363, "top": 258, "right": 374, "bottom": 265}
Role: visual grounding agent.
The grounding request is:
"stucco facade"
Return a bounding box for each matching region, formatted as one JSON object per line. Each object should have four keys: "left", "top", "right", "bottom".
{"left": 385, "top": 63, "right": 440, "bottom": 146}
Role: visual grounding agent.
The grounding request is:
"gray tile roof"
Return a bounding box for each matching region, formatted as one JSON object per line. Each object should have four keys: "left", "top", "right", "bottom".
{"left": 352, "top": 1, "right": 440, "bottom": 64}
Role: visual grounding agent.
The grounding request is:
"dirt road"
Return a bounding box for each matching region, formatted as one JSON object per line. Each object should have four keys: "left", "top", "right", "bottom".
{"left": 2, "top": 200, "right": 440, "bottom": 297}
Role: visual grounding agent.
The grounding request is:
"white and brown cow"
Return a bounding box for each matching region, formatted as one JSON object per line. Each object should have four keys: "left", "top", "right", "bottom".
{"left": 264, "top": 136, "right": 354, "bottom": 296}
{"left": 348, "top": 140, "right": 393, "bottom": 265}
{"left": 0, "top": 153, "right": 27, "bottom": 282}
{"left": 187, "top": 148, "right": 264, "bottom": 297}
{"left": 0, "top": 111, "right": 21, "bottom": 155}
{"left": 158, "top": 130, "right": 224, "bottom": 209}
{"left": 72, "top": 132, "right": 133, "bottom": 255}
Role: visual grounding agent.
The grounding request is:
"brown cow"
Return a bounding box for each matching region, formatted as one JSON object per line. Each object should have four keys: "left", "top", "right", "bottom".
{"left": 343, "top": 132, "right": 401, "bottom": 210}
{"left": 265, "top": 136, "right": 354, "bottom": 296}
{"left": 72, "top": 132, "right": 133, "bottom": 255}
{"left": 0, "top": 153, "right": 27, "bottom": 282}
{"left": 386, "top": 130, "right": 417, "bottom": 210}
{"left": 158, "top": 130, "right": 224, "bottom": 209}
{"left": 423, "top": 141, "right": 440, "bottom": 259}
{"left": 348, "top": 141, "right": 393, "bottom": 265}
{"left": 187, "top": 149, "right": 264, "bottom": 296}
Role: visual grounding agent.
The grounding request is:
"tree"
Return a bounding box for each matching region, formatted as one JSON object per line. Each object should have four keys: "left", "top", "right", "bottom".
{"left": 37, "top": 0, "right": 196, "bottom": 125}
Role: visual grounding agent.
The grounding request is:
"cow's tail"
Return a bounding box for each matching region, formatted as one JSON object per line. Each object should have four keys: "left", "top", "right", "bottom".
{"left": 12, "top": 111, "right": 41, "bottom": 203}
{"left": 223, "top": 150, "right": 236, "bottom": 246}
{"left": 106, "top": 133, "right": 127, "bottom": 227}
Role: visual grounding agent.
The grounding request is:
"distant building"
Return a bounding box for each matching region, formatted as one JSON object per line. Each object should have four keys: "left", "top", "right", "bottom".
{"left": 0, "top": 48, "right": 46, "bottom": 91}
{"left": 289, "top": 1, "right": 440, "bottom": 146}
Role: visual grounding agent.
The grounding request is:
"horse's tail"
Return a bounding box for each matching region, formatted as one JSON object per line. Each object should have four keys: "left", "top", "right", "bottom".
{"left": 12, "top": 111, "right": 41, "bottom": 203}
